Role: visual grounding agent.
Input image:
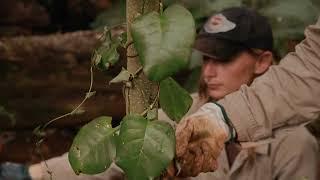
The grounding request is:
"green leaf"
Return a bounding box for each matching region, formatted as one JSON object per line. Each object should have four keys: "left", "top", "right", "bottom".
{"left": 147, "top": 108, "right": 157, "bottom": 120}
{"left": 95, "top": 42, "right": 120, "bottom": 71}
{"left": 109, "top": 68, "right": 132, "bottom": 84}
{"left": 188, "top": 50, "right": 202, "bottom": 69}
{"left": 69, "top": 116, "right": 117, "bottom": 175}
{"left": 183, "top": 66, "right": 201, "bottom": 93}
{"left": 116, "top": 114, "right": 175, "bottom": 180}
{"left": 160, "top": 77, "right": 193, "bottom": 122}
{"left": 118, "top": 32, "right": 127, "bottom": 48}
{"left": 131, "top": 4, "right": 195, "bottom": 81}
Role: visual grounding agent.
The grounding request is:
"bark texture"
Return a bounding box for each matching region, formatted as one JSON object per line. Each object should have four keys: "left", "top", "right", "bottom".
{"left": 126, "top": 0, "right": 160, "bottom": 114}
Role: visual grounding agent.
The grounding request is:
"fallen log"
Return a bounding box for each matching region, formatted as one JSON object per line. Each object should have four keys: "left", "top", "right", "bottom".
{"left": 0, "top": 30, "right": 100, "bottom": 65}
{"left": 0, "top": 30, "right": 126, "bottom": 130}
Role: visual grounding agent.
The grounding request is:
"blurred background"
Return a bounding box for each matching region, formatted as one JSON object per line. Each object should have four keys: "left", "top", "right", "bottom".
{"left": 0, "top": 0, "right": 319, "bottom": 170}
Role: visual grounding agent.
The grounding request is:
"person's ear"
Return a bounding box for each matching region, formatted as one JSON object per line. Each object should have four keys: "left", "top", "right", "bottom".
{"left": 254, "top": 51, "right": 273, "bottom": 75}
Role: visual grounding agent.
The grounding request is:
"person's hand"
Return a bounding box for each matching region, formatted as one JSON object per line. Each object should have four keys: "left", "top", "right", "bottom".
{"left": 175, "top": 103, "right": 233, "bottom": 177}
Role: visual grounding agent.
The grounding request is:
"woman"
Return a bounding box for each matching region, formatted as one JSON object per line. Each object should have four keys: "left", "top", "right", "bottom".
{"left": 175, "top": 7, "right": 319, "bottom": 180}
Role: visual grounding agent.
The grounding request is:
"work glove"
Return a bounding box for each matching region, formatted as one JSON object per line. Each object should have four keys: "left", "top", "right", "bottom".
{"left": 175, "top": 102, "right": 236, "bottom": 177}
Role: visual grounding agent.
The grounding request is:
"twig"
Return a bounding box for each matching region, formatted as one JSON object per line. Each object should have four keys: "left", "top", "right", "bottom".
{"left": 35, "top": 138, "right": 53, "bottom": 180}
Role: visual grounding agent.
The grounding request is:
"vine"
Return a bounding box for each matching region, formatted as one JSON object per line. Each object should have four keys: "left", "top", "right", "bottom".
{"left": 35, "top": 2, "right": 195, "bottom": 180}
{"left": 67, "top": 3, "right": 195, "bottom": 179}
{"left": 33, "top": 65, "right": 95, "bottom": 180}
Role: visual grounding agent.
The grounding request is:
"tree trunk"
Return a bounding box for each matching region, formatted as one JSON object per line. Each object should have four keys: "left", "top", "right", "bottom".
{"left": 126, "top": 0, "right": 160, "bottom": 115}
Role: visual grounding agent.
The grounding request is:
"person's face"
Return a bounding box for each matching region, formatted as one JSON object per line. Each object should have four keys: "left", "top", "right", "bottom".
{"left": 202, "top": 52, "right": 260, "bottom": 100}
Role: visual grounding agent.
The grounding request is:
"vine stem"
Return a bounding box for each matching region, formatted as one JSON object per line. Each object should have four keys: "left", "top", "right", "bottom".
{"left": 141, "top": 0, "right": 146, "bottom": 14}
{"left": 125, "top": 41, "right": 134, "bottom": 51}
{"left": 41, "top": 150, "right": 53, "bottom": 180}
{"left": 160, "top": 1, "right": 163, "bottom": 15}
{"left": 34, "top": 66, "right": 95, "bottom": 179}
{"left": 42, "top": 66, "right": 94, "bottom": 129}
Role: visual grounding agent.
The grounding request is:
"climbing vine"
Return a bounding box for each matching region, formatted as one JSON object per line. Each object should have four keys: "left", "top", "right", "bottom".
{"left": 67, "top": 3, "right": 196, "bottom": 180}
{"left": 34, "top": 1, "right": 196, "bottom": 180}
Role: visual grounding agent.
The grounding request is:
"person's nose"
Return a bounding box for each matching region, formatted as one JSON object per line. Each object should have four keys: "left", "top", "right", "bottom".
{"left": 202, "top": 61, "right": 218, "bottom": 78}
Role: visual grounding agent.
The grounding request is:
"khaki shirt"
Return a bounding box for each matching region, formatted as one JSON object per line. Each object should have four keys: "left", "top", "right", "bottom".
{"left": 160, "top": 17, "right": 320, "bottom": 180}
{"left": 173, "top": 93, "right": 318, "bottom": 180}
{"left": 218, "top": 17, "right": 320, "bottom": 142}
{"left": 189, "top": 125, "right": 319, "bottom": 180}
{"left": 159, "top": 93, "right": 319, "bottom": 180}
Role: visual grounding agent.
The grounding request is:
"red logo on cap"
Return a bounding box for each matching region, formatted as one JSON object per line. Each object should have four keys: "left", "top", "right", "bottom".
{"left": 211, "top": 16, "right": 223, "bottom": 26}
{"left": 204, "top": 14, "right": 236, "bottom": 33}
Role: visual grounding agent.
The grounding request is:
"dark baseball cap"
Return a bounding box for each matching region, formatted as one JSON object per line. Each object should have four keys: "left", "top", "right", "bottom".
{"left": 194, "top": 7, "right": 273, "bottom": 61}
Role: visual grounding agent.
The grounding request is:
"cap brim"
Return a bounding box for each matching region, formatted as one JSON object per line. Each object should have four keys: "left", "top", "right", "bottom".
{"left": 193, "top": 34, "right": 247, "bottom": 62}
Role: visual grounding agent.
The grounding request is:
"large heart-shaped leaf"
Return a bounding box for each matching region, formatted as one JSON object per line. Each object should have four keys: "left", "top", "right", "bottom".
{"left": 131, "top": 4, "right": 195, "bottom": 81}
{"left": 160, "top": 77, "right": 193, "bottom": 122}
{"left": 69, "top": 116, "right": 117, "bottom": 175}
{"left": 115, "top": 114, "right": 175, "bottom": 180}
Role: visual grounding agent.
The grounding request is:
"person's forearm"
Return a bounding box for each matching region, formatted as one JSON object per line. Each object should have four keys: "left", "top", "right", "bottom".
{"left": 219, "top": 17, "right": 320, "bottom": 142}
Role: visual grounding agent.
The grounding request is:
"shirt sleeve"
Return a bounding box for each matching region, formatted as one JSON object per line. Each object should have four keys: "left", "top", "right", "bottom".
{"left": 218, "top": 17, "right": 320, "bottom": 142}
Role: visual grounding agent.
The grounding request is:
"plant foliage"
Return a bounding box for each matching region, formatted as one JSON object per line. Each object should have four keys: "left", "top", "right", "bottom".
{"left": 160, "top": 77, "right": 193, "bottom": 122}
{"left": 68, "top": 116, "right": 117, "bottom": 175}
{"left": 130, "top": 4, "right": 195, "bottom": 81}
{"left": 69, "top": 1, "right": 320, "bottom": 179}
{"left": 116, "top": 114, "right": 175, "bottom": 180}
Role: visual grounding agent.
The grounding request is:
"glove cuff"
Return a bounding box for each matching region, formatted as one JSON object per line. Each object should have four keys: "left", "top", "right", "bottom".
{"left": 212, "top": 102, "right": 238, "bottom": 143}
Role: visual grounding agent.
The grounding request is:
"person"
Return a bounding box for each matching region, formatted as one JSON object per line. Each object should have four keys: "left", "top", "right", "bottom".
{"left": 175, "top": 7, "right": 320, "bottom": 179}
{"left": 29, "top": 7, "right": 320, "bottom": 180}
